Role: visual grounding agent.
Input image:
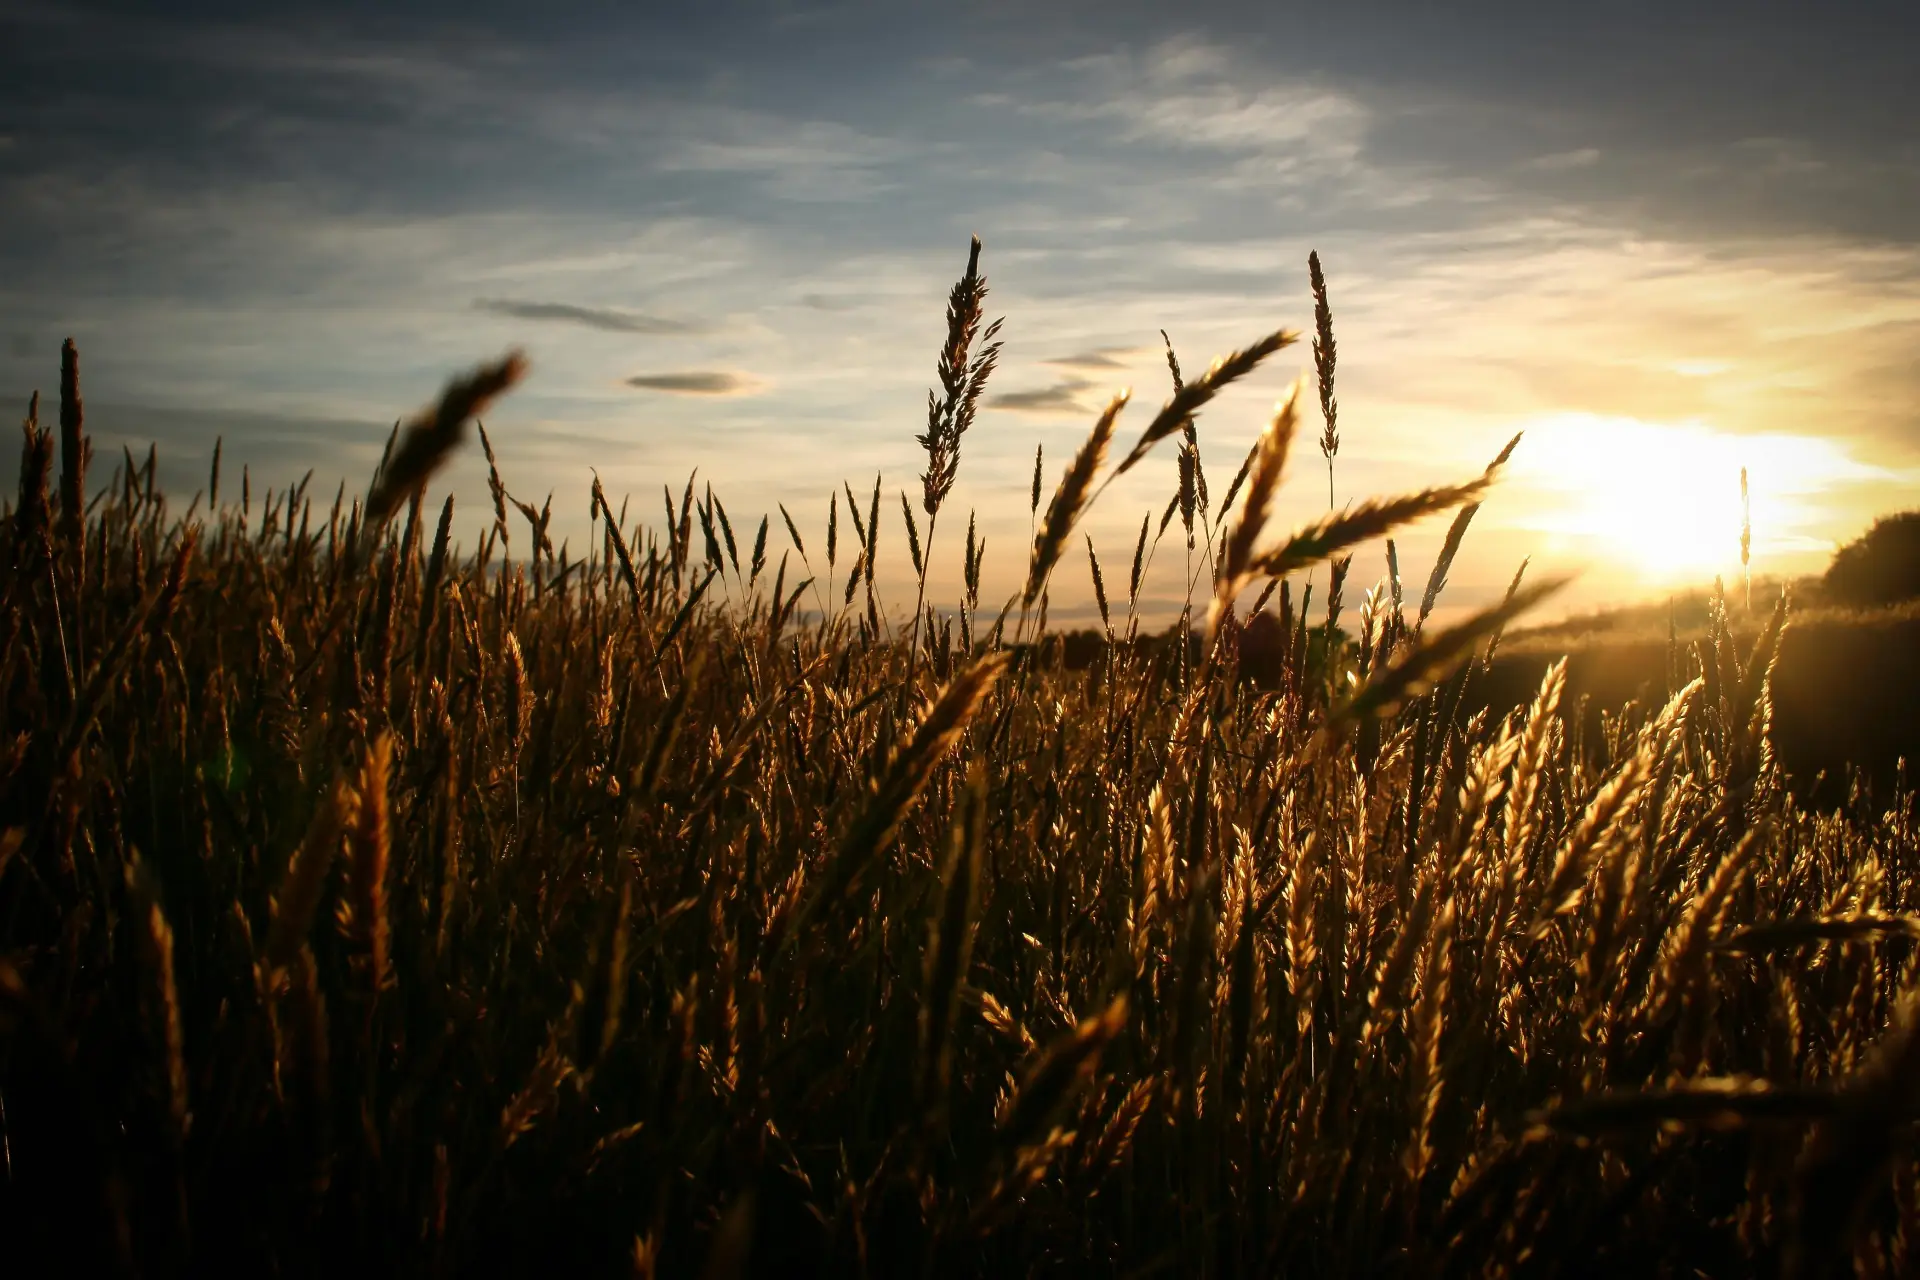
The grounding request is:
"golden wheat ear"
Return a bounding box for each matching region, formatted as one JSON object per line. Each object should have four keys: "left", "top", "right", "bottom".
{"left": 1334, "top": 576, "right": 1569, "bottom": 726}
{"left": 1025, "top": 392, "right": 1129, "bottom": 608}
{"left": 347, "top": 733, "right": 395, "bottom": 994}
{"left": 919, "top": 762, "right": 988, "bottom": 1112}
{"left": 1207, "top": 377, "right": 1304, "bottom": 636}
{"left": 1527, "top": 1078, "right": 1835, "bottom": 1139}
{"left": 996, "top": 996, "right": 1128, "bottom": 1154}
{"left": 1788, "top": 985, "right": 1920, "bottom": 1279}
{"left": 1220, "top": 377, "right": 1304, "bottom": 584}
{"left": 774, "top": 650, "right": 1009, "bottom": 953}
{"left": 1114, "top": 327, "right": 1297, "bottom": 477}
{"left": 1417, "top": 431, "right": 1523, "bottom": 629}
{"left": 265, "top": 775, "right": 355, "bottom": 976}
{"left": 1251, "top": 476, "right": 1498, "bottom": 587}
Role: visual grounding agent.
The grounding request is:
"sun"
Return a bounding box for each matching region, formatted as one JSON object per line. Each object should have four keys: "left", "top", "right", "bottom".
{"left": 1506, "top": 414, "right": 1865, "bottom": 584}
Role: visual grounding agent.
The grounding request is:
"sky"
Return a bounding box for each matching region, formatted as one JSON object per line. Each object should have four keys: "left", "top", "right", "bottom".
{"left": 2, "top": 0, "right": 1916, "bottom": 627}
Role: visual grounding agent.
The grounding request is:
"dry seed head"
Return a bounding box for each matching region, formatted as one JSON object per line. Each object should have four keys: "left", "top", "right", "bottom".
{"left": 501, "top": 1032, "right": 578, "bottom": 1149}
{"left": 1504, "top": 658, "right": 1567, "bottom": 874}
{"left": 128, "top": 855, "right": 189, "bottom": 1141}
{"left": 368, "top": 351, "right": 527, "bottom": 524}
{"left": 1086, "top": 535, "right": 1111, "bottom": 634}
{"left": 900, "top": 490, "right": 923, "bottom": 576}
{"left": 1252, "top": 475, "right": 1496, "bottom": 586}
{"left": 1177, "top": 447, "right": 1197, "bottom": 544}
{"left": 863, "top": 473, "right": 881, "bottom": 565}
{"left": 1530, "top": 1077, "right": 1834, "bottom": 1139}
{"left": 1532, "top": 739, "right": 1658, "bottom": 937}
{"left": 13, "top": 411, "right": 53, "bottom": 565}
{"left": 977, "top": 989, "right": 1036, "bottom": 1052}
{"left": 58, "top": 338, "right": 88, "bottom": 564}
{"left": 920, "top": 765, "right": 987, "bottom": 1106}
{"left": 285, "top": 944, "right": 329, "bottom": 1110}
{"left": 1337, "top": 577, "right": 1567, "bottom": 726}
{"left": 1441, "top": 726, "right": 1522, "bottom": 881}
{"left": 1083, "top": 1077, "right": 1158, "bottom": 1178}
{"left": 505, "top": 631, "right": 529, "bottom": 752}
{"left": 1129, "top": 511, "right": 1150, "bottom": 604}
{"left": 1117, "top": 327, "right": 1297, "bottom": 477}
{"left": 1716, "top": 914, "right": 1920, "bottom": 955}
{"left": 1418, "top": 433, "right": 1523, "bottom": 630}
{"left": 1027, "top": 391, "right": 1128, "bottom": 607}
{"left": 920, "top": 237, "right": 1003, "bottom": 516}
{"left": 1309, "top": 251, "right": 1338, "bottom": 458}
{"left": 965, "top": 508, "right": 982, "bottom": 604}
{"left": 1648, "top": 824, "right": 1761, "bottom": 1026}
{"left": 998, "top": 996, "right": 1128, "bottom": 1152}
{"left": 349, "top": 733, "right": 395, "bottom": 992}
{"left": 781, "top": 652, "right": 1009, "bottom": 947}
{"left": 1405, "top": 902, "right": 1454, "bottom": 1188}
{"left": 436, "top": 748, "right": 463, "bottom": 959}
{"left": 267, "top": 775, "right": 354, "bottom": 974}
{"left": 1214, "top": 377, "right": 1304, "bottom": 628}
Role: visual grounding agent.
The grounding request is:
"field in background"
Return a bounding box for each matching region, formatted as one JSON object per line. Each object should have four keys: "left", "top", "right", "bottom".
{"left": 1474, "top": 586, "right": 1920, "bottom": 808}
{"left": 1059, "top": 582, "right": 1920, "bottom": 810}
{"left": 3, "top": 249, "right": 1919, "bottom": 1277}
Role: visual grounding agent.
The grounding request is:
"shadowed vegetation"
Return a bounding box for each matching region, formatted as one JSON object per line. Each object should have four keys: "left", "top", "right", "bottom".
{"left": 1824, "top": 512, "right": 1920, "bottom": 608}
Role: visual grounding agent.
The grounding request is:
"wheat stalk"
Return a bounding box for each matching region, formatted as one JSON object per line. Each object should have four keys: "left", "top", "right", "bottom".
{"left": 366, "top": 351, "right": 527, "bottom": 524}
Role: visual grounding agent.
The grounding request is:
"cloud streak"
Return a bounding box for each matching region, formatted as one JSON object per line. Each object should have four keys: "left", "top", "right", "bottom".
{"left": 475, "top": 298, "right": 704, "bottom": 334}
{"left": 625, "top": 371, "right": 762, "bottom": 396}
{"left": 1043, "top": 346, "right": 1141, "bottom": 372}
{"left": 989, "top": 378, "right": 1099, "bottom": 416}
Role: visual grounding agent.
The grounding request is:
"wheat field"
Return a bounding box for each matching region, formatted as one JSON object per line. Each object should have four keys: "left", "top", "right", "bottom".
{"left": 0, "top": 244, "right": 1916, "bottom": 1278}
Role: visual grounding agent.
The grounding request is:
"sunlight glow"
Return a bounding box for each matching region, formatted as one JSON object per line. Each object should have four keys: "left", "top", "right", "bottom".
{"left": 1507, "top": 414, "right": 1877, "bottom": 583}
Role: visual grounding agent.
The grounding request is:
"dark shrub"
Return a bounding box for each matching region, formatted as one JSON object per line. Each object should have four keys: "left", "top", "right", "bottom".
{"left": 1824, "top": 510, "right": 1920, "bottom": 606}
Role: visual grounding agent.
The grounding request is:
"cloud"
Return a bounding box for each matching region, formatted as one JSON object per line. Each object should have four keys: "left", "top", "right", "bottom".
{"left": 1043, "top": 346, "right": 1141, "bottom": 372}
{"left": 625, "top": 370, "right": 762, "bottom": 396}
{"left": 655, "top": 115, "right": 902, "bottom": 202}
{"left": 989, "top": 378, "right": 1099, "bottom": 416}
{"left": 1014, "top": 38, "right": 1371, "bottom": 164}
{"left": 474, "top": 298, "right": 703, "bottom": 334}
{"left": 1527, "top": 147, "right": 1601, "bottom": 171}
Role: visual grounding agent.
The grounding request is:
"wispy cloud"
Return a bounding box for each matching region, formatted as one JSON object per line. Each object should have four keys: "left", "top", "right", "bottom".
{"left": 1012, "top": 39, "right": 1370, "bottom": 164}
{"left": 1043, "top": 346, "right": 1140, "bottom": 372}
{"left": 1527, "top": 147, "right": 1601, "bottom": 171}
{"left": 625, "top": 370, "right": 762, "bottom": 396}
{"left": 474, "top": 297, "right": 705, "bottom": 335}
{"left": 655, "top": 114, "right": 902, "bottom": 202}
{"left": 989, "top": 377, "right": 1098, "bottom": 416}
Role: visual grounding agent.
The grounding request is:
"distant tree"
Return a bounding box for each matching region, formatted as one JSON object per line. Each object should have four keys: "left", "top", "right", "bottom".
{"left": 1824, "top": 511, "right": 1920, "bottom": 606}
